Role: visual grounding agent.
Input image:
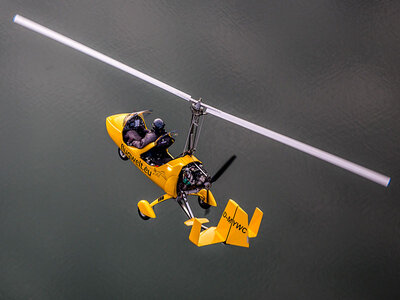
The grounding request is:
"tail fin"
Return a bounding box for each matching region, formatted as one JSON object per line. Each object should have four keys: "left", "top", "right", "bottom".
{"left": 219, "top": 200, "right": 249, "bottom": 247}
{"left": 215, "top": 199, "right": 239, "bottom": 237}
{"left": 248, "top": 208, "right": 263, "bottom": 238}
{"left": 185, "top": 199, "right": 263, "bottom": 248}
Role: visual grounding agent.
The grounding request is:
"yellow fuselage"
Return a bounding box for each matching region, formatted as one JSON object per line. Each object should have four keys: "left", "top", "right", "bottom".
{"left": 106, "top": 113, "right": 200, "bottom": 198}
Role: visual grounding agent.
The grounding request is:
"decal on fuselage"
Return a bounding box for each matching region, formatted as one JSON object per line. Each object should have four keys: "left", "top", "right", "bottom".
{"left": 222, "top": 211, "right": 247, "bottom": 233}
{"left": 153, "top": 168, "right": 167, "bottom": 180}
{"left": 121, "top": 144, "right": 152, "bottom": 177}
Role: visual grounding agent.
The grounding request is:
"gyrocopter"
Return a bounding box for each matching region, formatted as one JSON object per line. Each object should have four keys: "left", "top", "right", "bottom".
{"left": 13, "top": 15, "right": 391, "bottom": 248}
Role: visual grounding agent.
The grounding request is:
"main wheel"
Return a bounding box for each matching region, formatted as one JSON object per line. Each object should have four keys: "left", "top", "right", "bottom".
{"left": 198, "top": 196, "right": 211, "bottom": 209}
{"left": 138, "top": 207, "right": 150, "bottom": 220}
{"left": 118, "top": 148, "right": 129, "bottom": 161}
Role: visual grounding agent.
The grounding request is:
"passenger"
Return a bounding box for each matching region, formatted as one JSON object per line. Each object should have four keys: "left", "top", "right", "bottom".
{"left": 124, "top": 118, "right": 148, "bottom": 146}
{"left": 131, "top": 118, "right": 166, "bottom": 149}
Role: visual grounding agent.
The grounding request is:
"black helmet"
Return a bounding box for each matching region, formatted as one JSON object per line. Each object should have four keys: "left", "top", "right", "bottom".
{"left": 152, "top": 118, "right": 165, "bottom": 131}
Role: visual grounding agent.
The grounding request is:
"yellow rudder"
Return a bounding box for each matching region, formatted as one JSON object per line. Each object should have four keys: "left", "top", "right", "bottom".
{"left": 216, "top": 199, "right": 238, "bottom": 238}
{"left": 225, "top": 204, "right": 249, "bottom": 248}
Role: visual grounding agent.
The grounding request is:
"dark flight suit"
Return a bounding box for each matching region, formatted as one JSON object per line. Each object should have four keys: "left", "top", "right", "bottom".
{"left": 130, "top": 130, "right": 158, "bottom": 149}
{"left": 125, "top": 129, "right": 146, "bottom": 146}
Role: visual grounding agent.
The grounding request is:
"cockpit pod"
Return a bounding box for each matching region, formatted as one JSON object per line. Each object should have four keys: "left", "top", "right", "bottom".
{"left": 106, "top": 110, "right": 150, "bottom": 152}
{"left": 106, "top": 110, "right": 177, "bottom": 174}
{"left": 108, "top": 110, "right": 176, "bottom": 165}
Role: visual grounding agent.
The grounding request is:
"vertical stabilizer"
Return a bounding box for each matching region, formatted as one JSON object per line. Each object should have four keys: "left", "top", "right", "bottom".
{"left": 248, "top": 208, "right": 263, "bottom": 238}
{"left": 188, "top": 218, "right": 202, "bottom": 245}
{"left": 216, "top": 199, "right": 238, "bottom": 237}
{"left": 215, "top": 200, "right": 249, "bottom": 247}
{"left": 224, "top": 204, "right": 249, "bottom": 247}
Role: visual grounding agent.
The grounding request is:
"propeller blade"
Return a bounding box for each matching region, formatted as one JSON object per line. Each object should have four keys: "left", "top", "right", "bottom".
{"left": 205, "top": 189, "right": 210, "bottom": 215}
{"left": 211, "top": 155, "right": 237, "bottom": 183}
{"left": 13, "top": 14, "right": 391, "bottom": 187}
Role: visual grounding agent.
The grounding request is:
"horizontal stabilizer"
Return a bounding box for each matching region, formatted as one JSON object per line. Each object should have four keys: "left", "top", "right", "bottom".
{"left": 188, "top": 219, "right": 225, "bottom": 246}
{"left": 184, "top": 218, "right": 209, "bottom": 226}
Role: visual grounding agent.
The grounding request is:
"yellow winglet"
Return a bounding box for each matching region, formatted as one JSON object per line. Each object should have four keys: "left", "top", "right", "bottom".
{"left": 185, "top": 199, "right": 263, "bottom": 248}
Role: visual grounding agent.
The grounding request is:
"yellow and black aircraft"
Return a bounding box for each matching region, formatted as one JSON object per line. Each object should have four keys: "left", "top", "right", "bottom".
{"left": 106, "top": 109, "right": 217, "bottom": 220}
{"left": 14, "top": 14, "right": 392, "bottom": 247}
{"left": 106, "top": 108, "right": 263, "bottom": 247}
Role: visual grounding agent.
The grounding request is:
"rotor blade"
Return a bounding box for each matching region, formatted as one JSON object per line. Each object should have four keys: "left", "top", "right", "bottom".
{"left": 13, "top": 15, "right": 391, "bottom": 187}
{"left": 13, "top": 15, "right": 192, "bottom": 102}
{"left": 203, "top": 103, "right": 390, "bottom": 187}
{"left": 211, "top": 155, "right": 237, "bottom": 183}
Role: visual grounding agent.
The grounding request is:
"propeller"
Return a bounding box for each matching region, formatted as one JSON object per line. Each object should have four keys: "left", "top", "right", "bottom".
{"left": 204, "top": 202, "right": 211, "bottom": 216}
{"left": 13, "top": 14, "right": 391, "bottom": 187}
{"left": 201, "top": 155, "right": 237, "bottom": 215}
{"left": 211, "top": 155, "right": 237, "bottom": 183}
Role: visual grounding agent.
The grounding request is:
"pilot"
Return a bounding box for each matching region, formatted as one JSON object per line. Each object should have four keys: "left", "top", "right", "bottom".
{"left": 130, "top": 118, "right": 166, "bottom": 149}
{"left": 124, "top": 117, "right": 148, "bottom": 146}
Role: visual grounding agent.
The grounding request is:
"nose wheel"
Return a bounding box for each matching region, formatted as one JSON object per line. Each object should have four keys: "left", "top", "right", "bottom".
{"left": 118, "top": 148, "right": 129, "bottom": 161}
{"left": 138, "top": 207, "right": 150, "bottom": 220}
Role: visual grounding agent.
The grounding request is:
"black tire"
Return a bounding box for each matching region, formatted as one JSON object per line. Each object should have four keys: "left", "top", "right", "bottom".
{"left": 138, "top": 207, "right": 150, "bottom": 220}
{"left": 198, "top": 196, "right": 211, "bottom": 209}
{"left": 118, "top": 148, "right": 129, "bottom": 161}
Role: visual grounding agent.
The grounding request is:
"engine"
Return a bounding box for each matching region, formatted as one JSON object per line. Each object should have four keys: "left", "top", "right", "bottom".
{"left": 178, "top": 162, "right": 211, "bottom": 193}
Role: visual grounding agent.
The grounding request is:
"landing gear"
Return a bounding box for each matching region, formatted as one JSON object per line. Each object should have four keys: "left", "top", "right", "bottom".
{"left": 118, "top": 148, "right": 129, "bottom": 161}
{"left": 198, "top": 196, "right": 211, "bottom": 209}
{"left": 138, "top": 207, "right": 150, "bottom": 220}
{"left": 177, "top": 193, "right": 195, "bottom": 219}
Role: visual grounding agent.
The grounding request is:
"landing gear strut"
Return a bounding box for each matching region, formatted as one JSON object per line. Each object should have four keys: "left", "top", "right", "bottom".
{"left": 177, "top": 193, "right": 194, "bottom": 219}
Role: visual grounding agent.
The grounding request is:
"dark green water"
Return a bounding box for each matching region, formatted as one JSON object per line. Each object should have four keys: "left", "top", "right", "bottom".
{"left": 1, "top": 1, "right": 400, "bottom": 299}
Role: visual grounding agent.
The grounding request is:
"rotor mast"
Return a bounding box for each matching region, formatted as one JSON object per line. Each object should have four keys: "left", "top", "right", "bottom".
{"left": 183, "top": 98, "right": 207, "bottom": 155}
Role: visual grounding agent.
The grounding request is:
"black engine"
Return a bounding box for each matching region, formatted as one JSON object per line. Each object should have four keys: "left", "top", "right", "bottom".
{"left": 177, "top": 162, "right": 211, "bottom": 193}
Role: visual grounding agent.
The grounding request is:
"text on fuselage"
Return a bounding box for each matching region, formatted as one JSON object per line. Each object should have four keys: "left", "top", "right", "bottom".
{"left": 121, "top": 144, "right": 152, "bottom": 177}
